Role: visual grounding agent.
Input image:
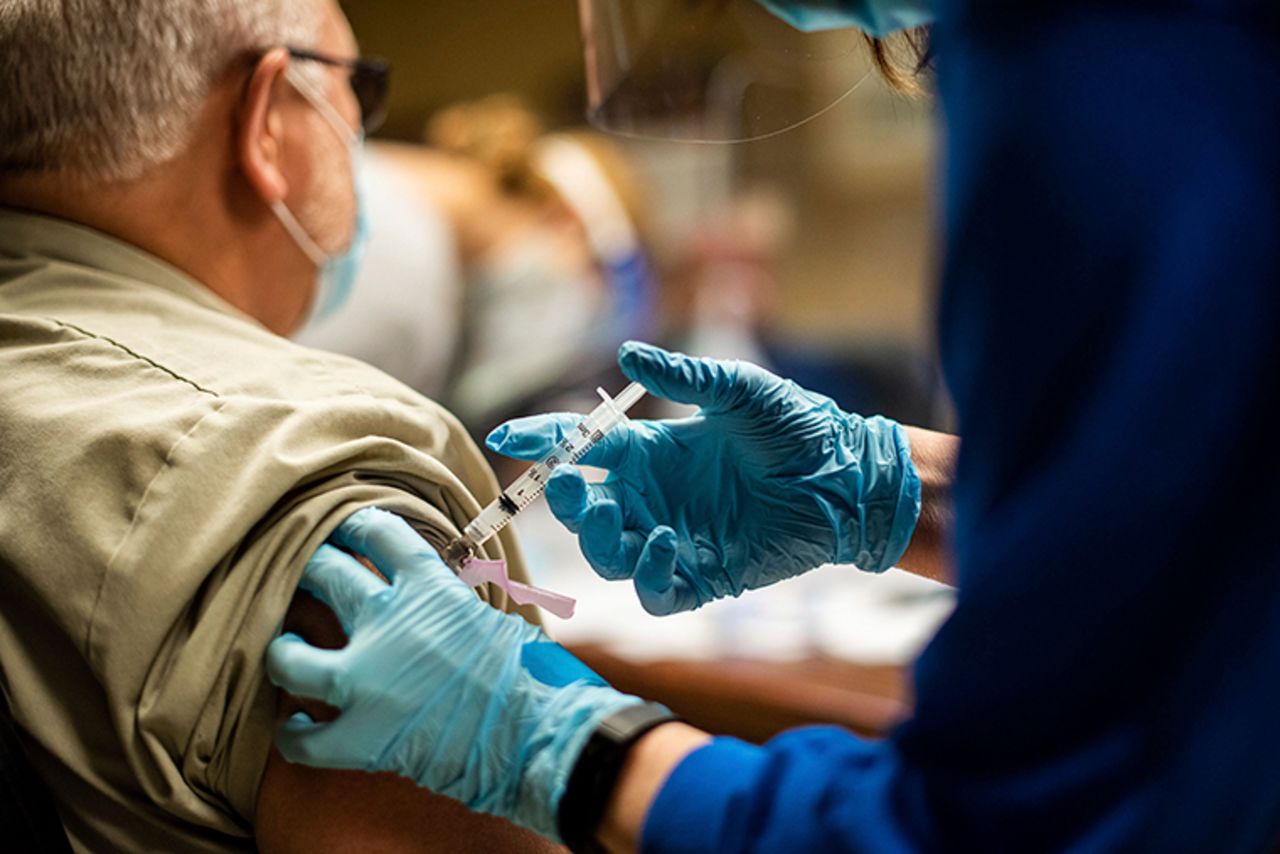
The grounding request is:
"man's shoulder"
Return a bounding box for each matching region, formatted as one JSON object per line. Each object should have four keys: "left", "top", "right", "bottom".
{"left": 0, "top": 254, "right": 440, "bottom": 416}
{"left": 0, "top": 257, "right": 474, "bottom": 550}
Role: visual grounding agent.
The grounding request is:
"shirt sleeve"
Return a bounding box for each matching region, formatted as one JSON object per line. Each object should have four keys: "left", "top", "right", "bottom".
{"left": 643, "top": 3, "right": 1280, "bottom": 852}
{"left": 86, "top": 389, "right": 532, "bottom": 838}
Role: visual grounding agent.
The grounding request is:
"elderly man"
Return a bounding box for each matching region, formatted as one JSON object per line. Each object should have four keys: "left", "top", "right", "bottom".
{"left": 0, "top": 1, "right": 558, "bottom": 851}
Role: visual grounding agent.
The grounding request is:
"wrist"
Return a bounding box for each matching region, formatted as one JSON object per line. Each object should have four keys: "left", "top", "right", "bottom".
{"left": 595, "top": 722, "right": 713, "bottom": 854}
{"left": 881, "top": 418, "right": 923, "bottom": 568}
{"left": 513, "top": 685, "right": 644, "bottom": 841}
{"left": 896, "top": 425, "right": 958, "bottom": 583}
{"left": 830, "top": 414, "right": 922, "bottom": 572}
{"left": 557, "top": 702, "right": 683, "bottom": 853}
{"left": 480, "top": 636, "right": 645, "bottom": 840}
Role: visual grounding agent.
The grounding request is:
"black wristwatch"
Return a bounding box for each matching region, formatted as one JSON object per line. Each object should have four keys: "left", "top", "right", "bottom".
{"left": 558, "top": 702, "right": 681, "bottom": 854}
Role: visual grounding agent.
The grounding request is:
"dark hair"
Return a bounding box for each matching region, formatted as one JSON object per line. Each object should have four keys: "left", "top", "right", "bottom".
{"left": 866, "top": 27, "right": 933, "bottom": 94}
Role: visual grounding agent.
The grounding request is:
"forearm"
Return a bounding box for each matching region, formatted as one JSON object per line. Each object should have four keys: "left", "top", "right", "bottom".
{"left": 595, "top": 723, "right": 711, "bottom": 854}
{"left": 897, "top": 426, "right": 958, "bottom": 585}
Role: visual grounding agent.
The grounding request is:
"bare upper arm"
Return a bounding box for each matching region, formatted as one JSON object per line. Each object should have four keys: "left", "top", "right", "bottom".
{"left": 255, "top": 588, "right": 564, "bottom": 853}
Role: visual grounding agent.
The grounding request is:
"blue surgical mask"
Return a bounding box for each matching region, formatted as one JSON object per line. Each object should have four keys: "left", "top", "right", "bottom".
{"left": 270, "top": 67, "right": 369, "bottom": 328}
{"left": 309, "top": 154, "right": 368, "bottom": 325}
{"left": 755, "top": 0, "right": 932, "bottom": 37}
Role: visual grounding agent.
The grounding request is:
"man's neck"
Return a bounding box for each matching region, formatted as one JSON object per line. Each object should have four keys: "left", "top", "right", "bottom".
{"left": 0, "top": 162, "right": 309, "bottom": 336}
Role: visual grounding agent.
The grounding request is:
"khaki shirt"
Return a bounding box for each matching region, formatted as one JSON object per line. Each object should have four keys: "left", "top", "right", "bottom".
{"left": 0, "top": 209, "right": 535, "bottom": 852}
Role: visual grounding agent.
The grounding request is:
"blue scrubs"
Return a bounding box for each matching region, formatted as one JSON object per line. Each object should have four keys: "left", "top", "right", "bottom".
{"left": 642, "top": 2, "right": 1280, "bottom": 851}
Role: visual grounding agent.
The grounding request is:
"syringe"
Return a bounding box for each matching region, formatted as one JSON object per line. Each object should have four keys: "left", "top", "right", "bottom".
{"left": 442, "top": 381, "right": 647, "bottom": 569}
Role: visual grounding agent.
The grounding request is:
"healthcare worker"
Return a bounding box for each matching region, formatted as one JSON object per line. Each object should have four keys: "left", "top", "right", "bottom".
{"left": 265, "top": 0, "right": 1280, "bottom": 851}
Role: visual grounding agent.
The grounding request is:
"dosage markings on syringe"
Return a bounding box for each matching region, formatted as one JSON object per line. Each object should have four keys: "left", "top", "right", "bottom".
{"left": 448, "top": 382, "right": 648, "bottom": 562}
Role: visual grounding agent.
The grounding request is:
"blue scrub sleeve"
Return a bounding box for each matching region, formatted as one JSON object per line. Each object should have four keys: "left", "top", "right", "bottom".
{"left": 643, "top": 732, "right": 919, "bottom": 853}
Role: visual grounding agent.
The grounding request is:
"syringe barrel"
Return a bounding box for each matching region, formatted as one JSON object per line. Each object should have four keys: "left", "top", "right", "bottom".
{"left": 460, "top": 496, "right": 518, "bottom": 549}
{"left": 446, "top": 382, "right": 648, "bottom": 568}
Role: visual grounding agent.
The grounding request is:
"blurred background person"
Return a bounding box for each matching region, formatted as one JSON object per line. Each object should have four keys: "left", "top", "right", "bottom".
{"left": 295, "top": 95, "right": 659, "bottom": 435}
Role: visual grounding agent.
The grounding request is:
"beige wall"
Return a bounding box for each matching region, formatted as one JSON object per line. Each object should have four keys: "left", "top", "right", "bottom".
{"left": 344, "top": 0, "right": 586, "bottom": 141}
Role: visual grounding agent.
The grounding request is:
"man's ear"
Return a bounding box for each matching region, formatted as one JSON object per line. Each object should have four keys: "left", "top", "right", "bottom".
{"left": 238, "top": 47, "right": 292, "bottom": 205}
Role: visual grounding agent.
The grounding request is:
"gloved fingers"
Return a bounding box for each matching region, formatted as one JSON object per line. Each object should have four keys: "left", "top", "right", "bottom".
{"left": 618, "top": 341, "right": 744, "bottom": 411}
{"left": 275, "top": 711, "right": 359, "bottom": 770}
{"left": 300, "top": 544, "right": 388, "bottom": 633}
{"left": 544, "top": 467, "right": 591, "bottom": 533}
{"left": 632, "top": 527, "right": 693, "bottom": 615}
{"left": 546, "top": 468, "right": 633, "bottom": 534}
{"left": 485, "top": 413, "right": 631, "bottom": 470}
{"left": 578, "top": 500, "right": 644, "bottom": 581}
{"left": 547, "top": 472, "right": 646, "bottom": 574}
{"left": 484, "top": 413, "right": 570, "bottom": 459}
{"left": 266, "top": 632, "right": 346, "bottom": 707}
{"left": 329, "top": 507, "right": 449, "bottom": 585}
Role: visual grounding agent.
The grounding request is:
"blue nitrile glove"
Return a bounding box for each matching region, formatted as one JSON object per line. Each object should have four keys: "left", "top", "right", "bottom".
{"left": 755, "top": 0, "right": 932, "bottom": 36}
{"left": 486, "top": 342, "right": 922, "bottom": 616}
{"left": 266, "top": 507, "right": 644, "bottom": 840}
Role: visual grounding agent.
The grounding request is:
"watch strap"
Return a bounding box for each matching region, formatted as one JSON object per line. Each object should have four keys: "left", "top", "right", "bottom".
{"left": 558, "top": 702, "right": 680, "bottom": 854}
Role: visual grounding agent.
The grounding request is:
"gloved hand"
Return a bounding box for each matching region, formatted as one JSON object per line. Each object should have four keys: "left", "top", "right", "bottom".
{"left": 755, "top": 0, "right": 933, "bottom": 36}
{"left": 486, "top": 342, "right": 921, "bottom": 615}
{"left": 266, "top": 507, "right": 643, "bottom": 840}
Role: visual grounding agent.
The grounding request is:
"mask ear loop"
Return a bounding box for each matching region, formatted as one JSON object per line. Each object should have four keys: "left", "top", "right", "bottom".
{"left": 269, "top": 198, "right": 329, "bottom": 267}
{"left": 271, "top": 62, "right": 367, "bottom": 268}
{"left": 284, "top": 64, "right": 363, "bottom": 148}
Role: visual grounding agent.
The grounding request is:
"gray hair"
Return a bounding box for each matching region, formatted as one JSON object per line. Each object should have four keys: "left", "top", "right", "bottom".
{"left": 0, "top": 0, "right": 323, "bottom": 183}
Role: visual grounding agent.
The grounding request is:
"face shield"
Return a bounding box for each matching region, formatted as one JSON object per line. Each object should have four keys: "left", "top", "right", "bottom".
{"left": 577, "top": 0, "right": 873, "bottom": 143}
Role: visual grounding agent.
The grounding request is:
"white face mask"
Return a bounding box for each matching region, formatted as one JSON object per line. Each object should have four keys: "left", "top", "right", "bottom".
{"left": 468, "top": 234, "right": 603, "bottom": 356}
{"left": 451, "top": 233, "right": 604, "bottom": 420}
{"left": 270, "top": 65, "right": 369, "bottom": 329}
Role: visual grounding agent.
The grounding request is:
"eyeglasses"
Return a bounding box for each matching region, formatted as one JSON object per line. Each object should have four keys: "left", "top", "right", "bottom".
{"left": 287, "top": 47, "right": 391, "bottom": 134}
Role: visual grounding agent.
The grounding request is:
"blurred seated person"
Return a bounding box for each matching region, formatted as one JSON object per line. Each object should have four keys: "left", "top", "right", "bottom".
{"left": 294, "top": 96, "right": 659, "bottom": 432}
{"left": 0, "top": 1, "right": 557, "bottom": 850}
